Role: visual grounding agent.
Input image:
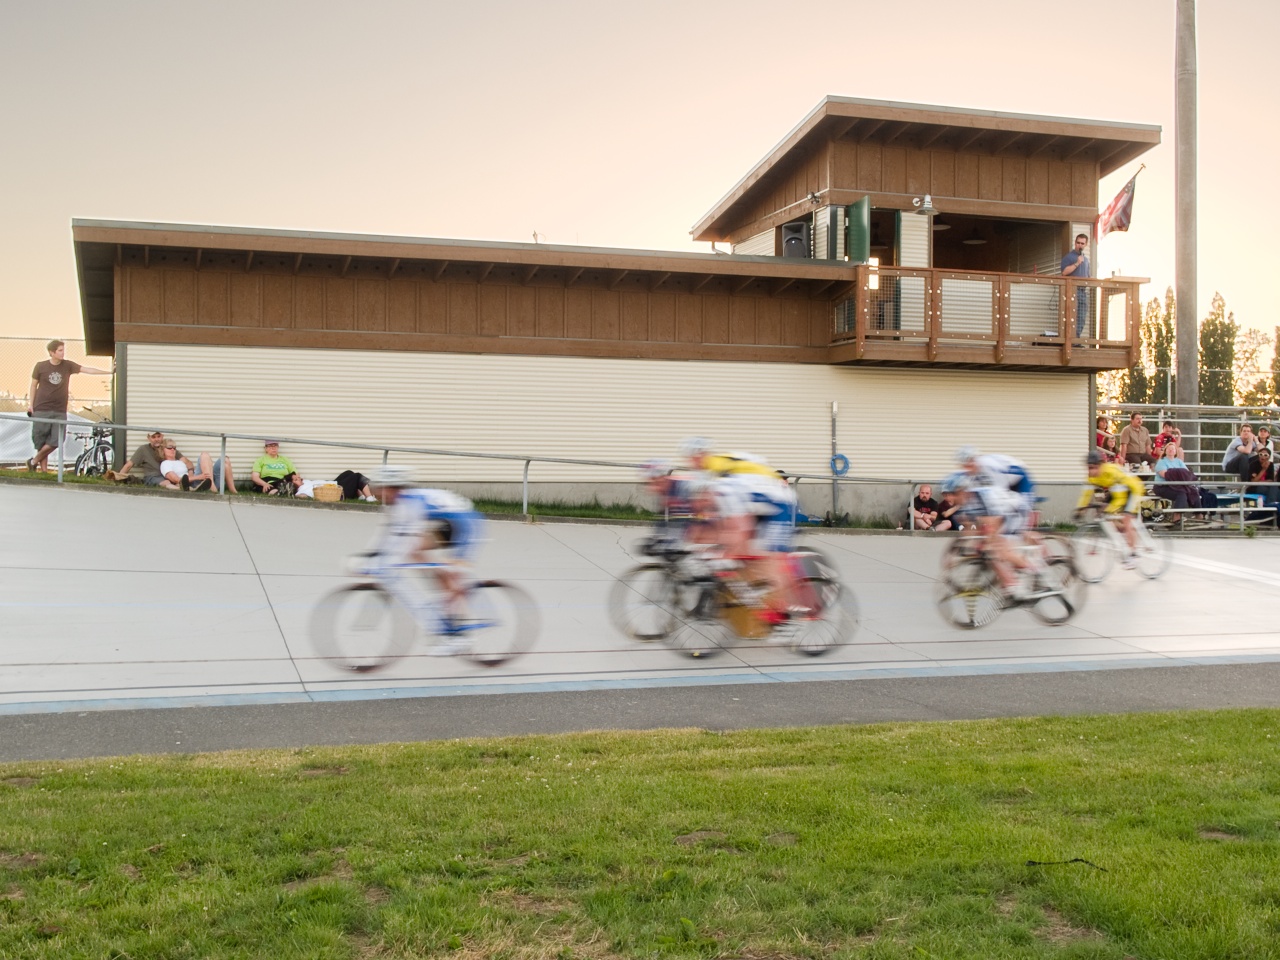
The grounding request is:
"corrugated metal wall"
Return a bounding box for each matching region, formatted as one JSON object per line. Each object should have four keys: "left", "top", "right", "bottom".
{"left": 731, "top": 230, "right": 774, "bottom": 256}
{"left": 124, "top": 343, "right": 1088, "bottom": 484}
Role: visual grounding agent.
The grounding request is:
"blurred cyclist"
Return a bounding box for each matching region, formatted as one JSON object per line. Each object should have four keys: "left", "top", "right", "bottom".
{"left": 364, "top": 466, "right": 485, "bottom": 655}
{"left": 941, "top": 470, "right": 1042, "bottom": 599}
{"left": 955, "top": 446, "right": 1036, "bottom": 509}
{"left": 1077, "top": 450, "right": 1145, "bottom": 567}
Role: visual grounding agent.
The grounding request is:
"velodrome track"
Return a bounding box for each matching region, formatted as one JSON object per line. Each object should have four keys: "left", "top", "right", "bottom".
{"left": 4, "top": 482, "right": 1280, "bottom": 758}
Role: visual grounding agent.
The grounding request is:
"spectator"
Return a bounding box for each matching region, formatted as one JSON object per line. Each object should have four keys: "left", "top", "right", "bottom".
{"left": 1060, "top": 233, "right": 1091, "bottom": 337}
{"left": 1151, "top": 422, "right": 1178, "bottom": 460}
{"left": 1153, "top": 442, "right": 1202, "bottom": 513}
{"left": 26, "top": 339, "right": 112, "bottom": 472}
{"left": 911, "top": 484, "right": 940, "bottom": 530}
{"left": 1117, "top": 412, "right": 1152, "bottom": 466}
{"left": 251, "top": 440, "right": 303, "bottom": 495}
{"left": 1099, "top": 434, "right": 1119, "bottom": 463}
{"left": 1245, "top": 448, "right": 1278, "bottom": 525}
{"left": 1095, "top": 415, "right": 1112, "bottom": 449}
{"left": 159, "top": 441, "right": 191, "bottom": 490}
{"left": 1222, "top": 424, "right": 1259, "bottom": 481}
{"left": 336, "top": 469, "right": 378, "bottom": 502}
{"left": 936, "top": 491, "right": 962, "bottom": 532}
{"left": 1258, "top": 425, "right": 1274, "bottom": 456}
{"left": 109, "top": 430, "right": 168, "bottom": 486}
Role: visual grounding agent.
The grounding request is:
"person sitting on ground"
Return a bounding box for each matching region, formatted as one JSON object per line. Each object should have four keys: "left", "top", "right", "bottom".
{"left": 1222, "top": 424, "right": 1260, "bottom": 482}
{"left": 108, "top": 430, "right": 168, "bottom": 486}
{"left": 250, "top": 440, "right": 303, "bottom": 495}
{"left": 1153, "top": 442, "right": 1202, "bottom": 513}
{"left": 911, "top": 484, "right": 940, "bottom": 530}
{"left": 336, "top": 469, "right": 378, "bottom": 502}
{"left": 159, "top": 441, "right": 192, "bottom": 491}
{"left": 935, "top": 491, "right": 962, "bottom": 531}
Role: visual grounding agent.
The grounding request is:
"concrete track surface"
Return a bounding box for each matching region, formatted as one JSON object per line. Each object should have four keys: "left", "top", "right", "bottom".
{"left": 3, "top": 483, "right": 1280, "bottom": 760}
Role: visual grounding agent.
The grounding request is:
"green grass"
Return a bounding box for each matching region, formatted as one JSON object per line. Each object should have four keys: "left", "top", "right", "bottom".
{"left": 473, "top": 497, "right": 658, "bottom": 522}
{"left": 2, "top": 710, "right": 1278, "bottom": 959}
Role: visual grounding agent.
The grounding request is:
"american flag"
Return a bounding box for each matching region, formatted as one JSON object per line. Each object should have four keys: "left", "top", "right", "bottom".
{"left": 1096, "top": 169, "right": 1141, "bottom": 240}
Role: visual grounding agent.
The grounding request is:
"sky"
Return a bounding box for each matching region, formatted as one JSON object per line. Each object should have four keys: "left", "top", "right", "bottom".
{"left": 0, "top": 0, "right": 1275, "bottom": 346}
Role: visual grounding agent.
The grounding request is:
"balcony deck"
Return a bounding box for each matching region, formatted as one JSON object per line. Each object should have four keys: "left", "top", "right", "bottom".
{"left": 828, "top": 266, "right": 1142, "bottom": 372}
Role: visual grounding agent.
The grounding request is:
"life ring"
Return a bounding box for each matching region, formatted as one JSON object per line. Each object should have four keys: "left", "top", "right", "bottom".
{"left": 830, "top": 453, "right": 850, "bottom": 476}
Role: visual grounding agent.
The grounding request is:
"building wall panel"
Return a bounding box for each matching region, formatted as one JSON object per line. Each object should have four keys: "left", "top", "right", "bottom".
{"left": 356, "top": 279, "right": 386, "bottom": 332}
{"left": 296, "top": 277, "right": 324, "bottom": 328}
{"left": 649, "top": 292, "right": 675, "bottom": 343}
{"left": 164, "top": 271, "right": 196, "bottom": 325}
{"left": 591, "top": 289, "right": 620, "bottom": 340}
{"left": 326, "top": 278, "right": 354, "bottom": 330}
{"left": 564, "top": 287, "right": 592, "bottom": 340}
{"left": 196, "top": 272, "right": 229, "bottom": 326}
{"left": 388, "top": 281, "right": 417, "bottom": 333}
{"left": 448, "top": 283, "right": 478, "bottom": 336}
{"left": 123, "top": 342, "right": 1089, "bottom": 484}
{"left": 229, "top": 274, "right": 261, "bottom": 327}
{"left": 262, "top": 275, "right": 293, "bottom": 329}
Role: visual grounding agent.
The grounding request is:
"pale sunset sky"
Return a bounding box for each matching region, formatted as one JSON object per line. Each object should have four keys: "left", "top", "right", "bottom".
{"left": 0, "top": 0, "right": 1275, "bottom": 348}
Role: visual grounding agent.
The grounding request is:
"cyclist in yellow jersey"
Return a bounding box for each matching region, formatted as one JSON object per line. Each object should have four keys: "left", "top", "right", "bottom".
{"left": 1077, "top": 450, "right": 1146, "bottom": 563}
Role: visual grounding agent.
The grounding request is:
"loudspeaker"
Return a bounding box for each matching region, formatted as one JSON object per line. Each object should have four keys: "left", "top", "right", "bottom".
{"left": 781, "top": 221, "right": 811, "bottom": 258}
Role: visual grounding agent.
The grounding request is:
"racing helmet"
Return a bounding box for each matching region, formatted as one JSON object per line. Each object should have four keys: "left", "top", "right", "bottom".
{"left": 1085, "top": 450, "right": 1105, "bottom": 466}
{"left": 939, "top": 471, "right": 971, "bottom": 494}
{"left": 677, "top": 437, "right": 714, "bottom": 460}
{"left": 638, "top": 459, "right": 671, "bottom": 482}
{"left": 371, "top": 464, "right": 415, "bottom": 487}
{"left": 954, "top": 445, "right": 979, "bottom": 466}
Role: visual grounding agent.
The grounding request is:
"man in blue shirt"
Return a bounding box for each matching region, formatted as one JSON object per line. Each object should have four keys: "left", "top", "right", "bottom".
{"left": 1061, "top": 233, "right": 1091, "bottom": 337}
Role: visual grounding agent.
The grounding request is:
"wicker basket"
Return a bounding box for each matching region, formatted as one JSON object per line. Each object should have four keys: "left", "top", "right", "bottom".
{"left": 313, "top": 482, "right": 342, "bottom": 503}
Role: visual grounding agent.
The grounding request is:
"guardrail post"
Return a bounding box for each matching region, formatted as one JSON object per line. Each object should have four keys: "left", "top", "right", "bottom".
{"left": 522, "top": 460, "right": 531, "bottom": 517}
{"left": 218, "top": 435, "right": 227, "bottom": 494}
{"left": 382, "top": 449, "right": 389, "bottom": 467}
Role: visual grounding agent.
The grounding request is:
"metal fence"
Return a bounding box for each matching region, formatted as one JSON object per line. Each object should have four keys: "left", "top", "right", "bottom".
{"left": 1097, "top": 402, "right": 1280, "bottom": 479}
{"left": 0, "top": 337, "right": 114, "bottom": 415}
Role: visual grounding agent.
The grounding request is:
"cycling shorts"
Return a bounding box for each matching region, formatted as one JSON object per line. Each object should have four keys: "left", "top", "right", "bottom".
{"left": 1106, "top": 487, "right": 1141, "bottom": 516}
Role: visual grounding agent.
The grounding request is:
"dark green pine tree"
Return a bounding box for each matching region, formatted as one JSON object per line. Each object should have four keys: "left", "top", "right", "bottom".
{"left": 1147, "top": 287, "right": 1176, "bottom": 404}
{"left": 1198, "top": 292, "right": 1237, "bottom": 406}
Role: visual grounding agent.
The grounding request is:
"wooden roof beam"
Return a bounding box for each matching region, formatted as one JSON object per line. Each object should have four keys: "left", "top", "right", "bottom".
{"left": 245, "top": 251, "right": 254, "bottom": 273}
{"left": 857, "top": 119, "right": 886, "bottom": 142}
{"left": 881, "top": 121, "right": 913, "bottom": 146}
{"left": 830, "top": 117, "right": 859, "bottom": 140}
{"left": 956, "top": 128, "right": 986, "bottom": 151}
{"left": 809, "top": 278, "right": 837, "bottom": 297}
{"left": 293, "top": 253, "right": 304, "bottom": 274}
{"left": 476, "top": 262, "right": 494, "bottom": 283}
{"left": 1061, "top": 137, "right": 1098, "bottom": 162}
{"left": 650, "top": 271, "right": 671, "bottom": 291}
{"left": 115, "top": 244, "right": 122, "bottom": 266}
{"left": 691, "top": 274, "right": 715, "bottom": 294}
{"left": 565, "top": 267, "right": 585, "bottom": 287}
{"left": 340, "top": 255, "right": 352, "bottom": 277}
{"left": 991, "top": 131, "right": 1026, "bottom": 154}
{"left": 143, "top": 245, "right": 150, "bottom": 268}
{"left": 609, "top": 269, "right": 629, "bottom": 290}
{"left": 194, "top": 248, "right": 202, "bottom": 270}
{"left": 387, "top": 258, "right": 401, "bottom": 278}
{"left": 771, "top": 277, "right": 795, "bottom": 296}
{"left": 431, "top": 260, "right": 449, "bottom": 281}
{"left": 1028, "top": 134, "right": 1063, "bottom": 158}
{"left": 731, "top": 276, "right": 756, "bottom": 295}
{"left": 521, "top": 264, "right": 540, "bottom": 284}
{"left": 916, "top": 124, "right": 950, "bottom": 150}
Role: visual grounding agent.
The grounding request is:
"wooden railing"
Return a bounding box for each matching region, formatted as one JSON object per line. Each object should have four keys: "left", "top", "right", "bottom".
{"left": 831, "top": 266, "right": 1142, "bottom": 369}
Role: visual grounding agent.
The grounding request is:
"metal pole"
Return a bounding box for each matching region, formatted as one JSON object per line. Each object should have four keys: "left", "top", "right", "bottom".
{"left": 830, "top": 401, "right": 838, "bottom": 522}
{"left": 218, "top": 435, "right": 227, "bottom": 494}
{"left": 522, "top": 460, "right": 531, "bottom": 517}
{"left": 1175, "top": 0, "right": 1200, "bottom": 440}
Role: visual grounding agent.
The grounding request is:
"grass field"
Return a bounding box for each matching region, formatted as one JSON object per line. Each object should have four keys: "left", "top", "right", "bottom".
{"left": 2, "top": 709, "right": 1278, "bottom": 959}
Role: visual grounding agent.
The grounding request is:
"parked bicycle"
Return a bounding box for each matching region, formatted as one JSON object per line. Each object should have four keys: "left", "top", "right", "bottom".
{"left": 1071, "top": 508, "right": 1171, "bottom": 583}
{"left": 311, "top": 559, "right": 539, "bottom": 672}
{"left": 935, "top": 538, "right": 1084, "bottom": 630}
{"left": 73, "top": 419, "right": 114, "bottom": 476}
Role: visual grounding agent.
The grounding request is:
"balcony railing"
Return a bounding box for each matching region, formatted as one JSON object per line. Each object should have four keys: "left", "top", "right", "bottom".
{"left": 831, "top": 266, "right": 1142, "bottom": 369}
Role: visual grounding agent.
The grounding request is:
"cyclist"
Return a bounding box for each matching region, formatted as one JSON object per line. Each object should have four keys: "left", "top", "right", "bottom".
{"left": 941, "top": 471, "right": 1042, "bottom": 598}
{"left": 1077, "top": 450, "right": 1146, "bottom": 567}
{"left": 363, "top": 466, "right": 485, "bottom": 655}
{"left": 956, "top": 446, "right": 1036, "bottom": 509}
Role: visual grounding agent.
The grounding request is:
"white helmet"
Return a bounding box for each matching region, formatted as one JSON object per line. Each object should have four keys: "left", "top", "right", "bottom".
{"left": 638, "top": 459, "right": 671, "bottom": 481}
{"left": 940, "top": 471, "right": 971, "bottom": 494}
{"left": 678, "top": 437, "right": 714, "bottom": 460}
{"left": 371, "top": 465, "right": 415, "bottom": 487}
{"left": 955, "top": 445, "right": 979, "bottom": 466}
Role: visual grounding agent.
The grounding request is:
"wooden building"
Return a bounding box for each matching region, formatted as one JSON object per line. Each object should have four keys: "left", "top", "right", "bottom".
{"left": 73, "top": 97, "right": 1159, "bottom": 488}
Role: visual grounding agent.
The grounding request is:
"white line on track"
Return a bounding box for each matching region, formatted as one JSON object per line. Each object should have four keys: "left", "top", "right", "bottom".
{"left": 1168, "top": 552, "right": 1280, "bottom": 588}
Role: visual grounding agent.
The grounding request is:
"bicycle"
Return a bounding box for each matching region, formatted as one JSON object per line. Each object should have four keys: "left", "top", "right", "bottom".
{"left": 608, "top": 534, "right": 841, "bottom": 645}
{"left": 73, "top": 419, "right": 114, "bottom": 476}
{"left": 1071, "top": 508, "right": 1171, "bottom": 583}
{"left": 660, "top": 553, "right": 858, "bottom": 659}
{"left": 310, "top": 560, "right": 539, "bottom": 672}
{"left": 935, "top": 543, "right": 1084, "bottom": 630}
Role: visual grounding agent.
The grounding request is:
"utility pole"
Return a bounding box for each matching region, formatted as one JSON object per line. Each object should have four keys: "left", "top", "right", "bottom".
{"left": 1175, "top": 0, "right": 1199, "bottom": 443}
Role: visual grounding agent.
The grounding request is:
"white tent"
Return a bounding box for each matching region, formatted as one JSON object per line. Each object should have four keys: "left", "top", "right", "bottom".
{"left": 0, "top": 413, "right": 97, "bottom": 468}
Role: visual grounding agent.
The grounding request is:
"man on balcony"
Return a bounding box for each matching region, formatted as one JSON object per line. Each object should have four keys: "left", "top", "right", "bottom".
{"left": 1060, "top": 233, "right": 1091, "bottom": 337}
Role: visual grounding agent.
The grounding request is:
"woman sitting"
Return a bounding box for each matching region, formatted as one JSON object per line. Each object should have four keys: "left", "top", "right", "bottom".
{"left": 1153, "top": 442, "right": 1201, "bottom": 512}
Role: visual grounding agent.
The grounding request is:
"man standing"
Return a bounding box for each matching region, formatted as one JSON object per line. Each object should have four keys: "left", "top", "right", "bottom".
{"left": 1060, "top": 233, "right": 1091, "bottom": 337}
{"left": 27, "top": 340, "right": 112, "bottom": 472}
{"left": 1117, "top": 412, "right": 1152, "bottom": 466}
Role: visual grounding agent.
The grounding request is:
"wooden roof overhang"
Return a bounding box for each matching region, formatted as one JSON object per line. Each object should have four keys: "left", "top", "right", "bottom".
{"left": 73, "top": 220, "right": 859, "bottom": 355}
{"left": 691, "top": 96, "right": 1162, "bottom": 242}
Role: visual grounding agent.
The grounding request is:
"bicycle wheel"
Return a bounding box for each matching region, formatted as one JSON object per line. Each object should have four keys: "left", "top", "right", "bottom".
{"left": 664, "top": 583, "right": 731, "bottom": 659}
{"left": 941, "top": 536, "right": 984, "bottom": 588}
{"left": 935, "top": 559, "right": 1003, "bottom": 629}
{"left": 1028, "top": 557, "right": 1087, "bottom": 626}
{"left": 607, "top": 563, "right": 684, "bottom": 642}
{"left": 787, "top": 576, "right": 859, "bottom": 656}
{"left": 310, "top": 583, "right": 415, "bottom": 673}
{"left": 1134, "top": 529, "right": 1172, "bottom": 580}
{"left": 1041, "top": 533, "right": 1074, "bottom": 564}
{"left": 458, "top": 581, "right": 539, "bottom": 667}
{"left": 1071, "top": 523, "right": 1114, "bottom": 584}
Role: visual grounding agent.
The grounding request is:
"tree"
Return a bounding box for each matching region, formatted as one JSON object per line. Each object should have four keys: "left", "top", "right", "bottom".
{"left": 1198, "top": 292, "right": 1236, "bottom": 406}
{"left": 1146, "top": 287, "right": 1176, "bottom": 404}
{"left": 1236, "top": 327, "right": 1275, "bottom": 407}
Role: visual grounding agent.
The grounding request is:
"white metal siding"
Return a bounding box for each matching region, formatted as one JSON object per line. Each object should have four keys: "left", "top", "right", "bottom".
{"left": 731, "top": 230, "right": 774, "bottom": 256}
{"left": 123, "top": 343, "right": 1089, "bottom": 484}
{"left": 898, "top": 212, "right": 931, "bottom": 268}
{"left": 813, "top": 209, "right": 829, "bottom": 261}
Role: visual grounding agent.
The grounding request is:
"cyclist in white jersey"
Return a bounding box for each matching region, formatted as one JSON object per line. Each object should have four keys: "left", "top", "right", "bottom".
{"left": 942, "top": 471, "right": 1040, "bottom": 598}
{"left": 365, "top": 467, "right": 485, "bottom": 655}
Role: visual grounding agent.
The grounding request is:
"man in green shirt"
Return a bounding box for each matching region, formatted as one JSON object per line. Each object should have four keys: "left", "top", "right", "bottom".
{"left": 250, "top": 440, "right": 304, "bottom": 495}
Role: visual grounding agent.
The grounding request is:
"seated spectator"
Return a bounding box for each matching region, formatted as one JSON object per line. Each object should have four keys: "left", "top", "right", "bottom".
{"left": 159, "top": 441, "right": 192, "bottom": 491}
{"left": 1245, "top": 448, "right": 1278, "bottom": 514}
{"left": 210, "top": 455, "right": 237, "bottom": 494}
{"left": 250, "top": 440, "right": 303, "bottom": 495}
{"left": 936, "top": 491, "right": 962, "bottom": 532}
{"left": 1151, "top": 421, "right": 1178, "bottom": 460}
{"left": 1098, "top": 434, "right": 1119, "bottom": 463}
{"left": 1258, "top": 425, "right": 1274, "bottom": 456}
{"left": 1222, "top": 424, "right": 1260, "bottom": 481}
{"left": 336, "top": 469, "right": 378, "bottom": 502}
{"left": 108, "top": 430, "right": 167, "bottom": 486}
{"left": 911, "top": 484, "right": 940, "bottom": 530}
{"left": 1095, "top": 415, "right": 1112, "bottom": 449}
{"left": 1154, "top": 442, "right": 1202, "bottom": 512}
